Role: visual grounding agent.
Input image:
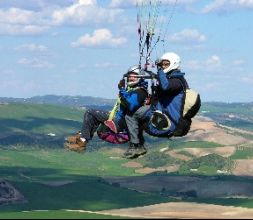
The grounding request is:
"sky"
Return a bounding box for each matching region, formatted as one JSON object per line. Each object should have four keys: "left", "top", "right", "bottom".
{"left": 0, "top": 0, "right": 252, "bottom": 103}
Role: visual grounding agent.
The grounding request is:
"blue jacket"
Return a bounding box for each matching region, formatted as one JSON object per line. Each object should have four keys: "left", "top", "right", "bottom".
{"left": 145, "top": 69, "right": 188, "bottom": 137}
{"left": 114, "top": 79, "right": 148, "bottom": 131}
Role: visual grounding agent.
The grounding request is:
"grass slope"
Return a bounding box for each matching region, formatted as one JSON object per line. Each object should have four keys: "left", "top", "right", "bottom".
{"left": 0, "top": 103, "right": 83, "bottom": 135}
{"left": 0, "top": 211, "right": 125, "bottom": 219}
{"left": 1, "top": 102, "right": 253, "bottom": 218}
{"left": 0, "top": 148, "right": 173, "bottom": 218}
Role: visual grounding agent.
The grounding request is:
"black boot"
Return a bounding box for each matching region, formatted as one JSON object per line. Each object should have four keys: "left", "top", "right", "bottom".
{"left": 135, "top": 144, "right": 147, "bottom": 157}
{"left": 123, "top": 143, "right": 147, "bottom": 159}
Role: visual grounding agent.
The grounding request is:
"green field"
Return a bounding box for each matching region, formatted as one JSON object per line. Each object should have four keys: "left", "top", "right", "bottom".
{"left": 178, "top": 153, "right": 234, "bottom": 175}
{"left": 169, "top": 140, "right": 222, "bottom": 149}
{"left": 230, "top": 147, "right": 253, "bottom": 159}
{"left": 0, "top": 103, "right": 174, "bottom": 218}
{"left": 0, "top": 148, "right": 174, "bottom": 218}
{"left": 0, "top": 103, "right": 83, "bottom": 136}
{"left": 1, "top": 102, "right": 253, "bottom": 218}
{"left": 200, "top": 102, "right": 253, "bottom": 131}
{"left": 0, "top": 211, "right": 125, "bottom": 219}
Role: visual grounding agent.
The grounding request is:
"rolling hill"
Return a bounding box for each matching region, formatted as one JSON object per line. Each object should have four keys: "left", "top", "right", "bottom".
{"left": 0, "top": 95, "right": 115, "bottom": 110}
{"left": 0, "top": 99, "right": 253, "bottom": 219}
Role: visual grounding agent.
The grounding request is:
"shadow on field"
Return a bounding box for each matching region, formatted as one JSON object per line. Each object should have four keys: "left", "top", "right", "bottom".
{"left": 0, "top": 117, "right": 82, "bottom": 133}
{"left": 0, "top": 117, "right": 82, "bottom": 148}
{"left": 0, "top": 166, "right": 173, "bottom": 212}
{"left": 1, "top": 165, "right": 253, "bottom": 212}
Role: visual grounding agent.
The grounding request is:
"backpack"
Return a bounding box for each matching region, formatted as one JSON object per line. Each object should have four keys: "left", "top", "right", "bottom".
{"left": 183, "top": 88, "right": 201, "bottom": 119}
{"left": 144, "top": 75, "right": 201, "bottom": 138}
{"left": 173, "top": 87, "right": 201, "bottom": 137}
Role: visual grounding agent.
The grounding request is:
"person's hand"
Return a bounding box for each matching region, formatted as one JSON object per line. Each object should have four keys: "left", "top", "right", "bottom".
{"left": 155, "top": 59, "right": 162, "bottom": 66}
{"left": 118, "top": 79, "right": 125, "bottom": 89}
{"left": 155, "top": 59, "right": 163, "bottom": 71}
{"left": 157, "top": 66, "right": 163, "bottom": 72}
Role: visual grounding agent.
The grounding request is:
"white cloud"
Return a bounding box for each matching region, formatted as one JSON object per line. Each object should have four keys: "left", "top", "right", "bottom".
{"left": 0, "top": 7, "right": 53, "bottom": 26}
{"left": 109, "top": 0, "right": 135, "bottom": 8}
{"left": 0, "top": 1, "right": 123, "bottom": 35}
{"left": 206, "top": 55, "right": 221, "bottom": 66}
{"left": 0, "top": 24, "right": 49, "bottom": 35}
{"left": 16, "top": 43, "right": 48, "bottom": 52}
{"left": 186, "top": 55, "right": 221, "bottom": 71}
{"left": 18, "top": 58, "right": 54, "bottom": 68}
{"left": 71, "top": 28, "right": 127, "bottom": 48}
{"left": 0, "top": 0, "right": 74, "bottom": 10}
{"left": 0, "top": 7, "right": 50, "bottom": 35}
{"left": 202, "top": 0, "right": 253, "bottom": 14}
{"left": 52, "top": 0, "right": 123, "bottom": 25}
{"left": 0, "top": 8, "right": 35, "bottom": 24}
{"left": 168, "top": 29, "right": 206, "bottom": 44}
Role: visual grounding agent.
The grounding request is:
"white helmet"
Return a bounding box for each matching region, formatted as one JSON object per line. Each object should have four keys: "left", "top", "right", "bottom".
{"left": 160, "top": 52, "right": 181, "bottom": 73}
{"left": 126, "top": 65, "right": 141, "bottom": 87}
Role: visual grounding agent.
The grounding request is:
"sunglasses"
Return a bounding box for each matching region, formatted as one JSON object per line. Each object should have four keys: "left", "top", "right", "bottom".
{"left": 161, "top": 61, "right": 170, "bottom": 67}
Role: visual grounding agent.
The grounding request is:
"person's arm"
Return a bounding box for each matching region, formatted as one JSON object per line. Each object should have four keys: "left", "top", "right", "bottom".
{"left": 157, "top": 69, "right": 183, "bottom": 93}
{"left": 119, "top": 88, "right": 148, "bottom": 113}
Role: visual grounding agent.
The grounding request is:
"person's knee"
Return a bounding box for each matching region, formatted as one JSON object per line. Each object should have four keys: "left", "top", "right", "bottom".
{"left": 125, "top": 114, "right": 133, "bottom": 123}
{"left": 85, "top": 109, "right": 92, "bottom": 116}
{"left": 84, "top": 109, "right": 95, "bottom": 122}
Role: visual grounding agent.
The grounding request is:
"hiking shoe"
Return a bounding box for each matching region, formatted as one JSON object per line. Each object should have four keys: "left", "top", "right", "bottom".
{"left": 66, "top": 132, "right": 81, "bottom": 143}
{"left": 76, "top": 136, "right": 87, "bottom": 148}
{"left": 64, "top": 134, "right": 87, "bottom": 153}
{"left": 64, "top": 140, "right": 87, "bottom": 153}
{"left": 123, "top": 143, "right": 147, "bottom": 159}
{"left": 135, "top": 145, "right": 147, "bottom": 156}
{"left": 123, "top": 143, "right": 136, "bottom": 158}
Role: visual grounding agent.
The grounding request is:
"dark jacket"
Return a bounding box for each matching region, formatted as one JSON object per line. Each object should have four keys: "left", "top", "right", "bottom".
{"left": 145, "top": 69, "right": 188, "bottom": 137}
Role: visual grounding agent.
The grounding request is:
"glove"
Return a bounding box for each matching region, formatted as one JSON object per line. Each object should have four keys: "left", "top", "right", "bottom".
{"left": 118, "top": 79, "right": 125, "bottom": 89}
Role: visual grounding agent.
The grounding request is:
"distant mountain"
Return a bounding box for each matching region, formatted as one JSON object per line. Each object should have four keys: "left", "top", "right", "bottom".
{"left": 1, "top": 95, "right": 252, "bottom": 108}
{"left": 1, "top": 95, "right": 252, "bottom": 120}
{"left": 0, "top": 95, "right": 116, "bottom": 110}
